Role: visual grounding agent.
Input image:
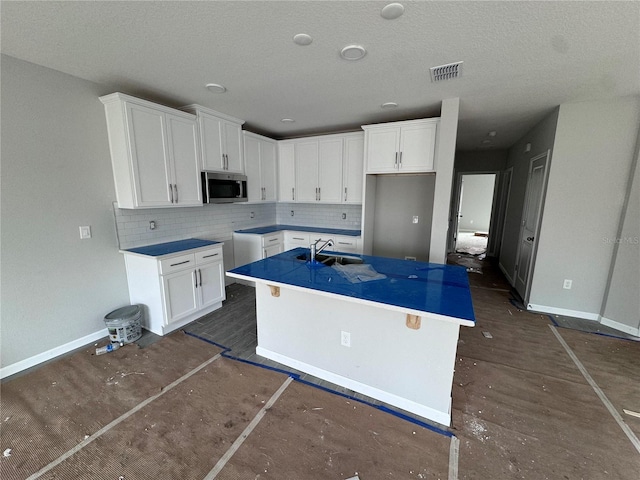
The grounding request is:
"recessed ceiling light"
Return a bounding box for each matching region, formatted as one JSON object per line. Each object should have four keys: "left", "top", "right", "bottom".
{"left": 340, "top": 45, "right": 367, "bottom": 61}
{"left": 281, "top": 118, "right": 295, "bottom": 123}
{"left": 488, "top": 131, "right": 497, "bottom": 137}
{"left": 482, "top": 139, "right": 492, "bottom": 144}
{"left": 205, "top": 83, "right": 226, "bottom": 93}
{"left": 293, "top": 33, "right": 313, "bottom": 46}
{"left": 381, "top": 102, "right": 398, "bottom": 109}
{"left": 381, "top": 3, "right": 405, "bottom": 20}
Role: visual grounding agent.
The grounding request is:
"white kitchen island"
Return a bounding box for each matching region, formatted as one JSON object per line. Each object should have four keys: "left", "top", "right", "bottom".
{"left": 227, "top": 248, "right": 475, "bottom": 426}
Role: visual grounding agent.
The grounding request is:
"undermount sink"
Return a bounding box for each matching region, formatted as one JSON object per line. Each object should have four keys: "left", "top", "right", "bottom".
{"left": 296, "top": 253, "right": 364, "bottom": 266}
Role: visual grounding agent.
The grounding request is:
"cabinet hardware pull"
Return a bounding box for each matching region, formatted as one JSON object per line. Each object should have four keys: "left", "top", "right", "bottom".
{"left": 318, "top": 187, "right": 321, "bottom": 201}
{"left": 395, "top": 152, "right": 398, "bottom": 168}
{"left": 169, "top": 183, "right": 174, "bottom": 203}
{"left": 399, "top": 151, "right": 403, "bottom": 169}
{"left": 293, "top": 237, "right": 304, "bottom": 240}
{"left": 198, "top": 269, "right": 202, "bottom": 287}
{"left": 268, "top": 238, "right": 278, "bottom": 242}
{"left": 338, "top": 242, "right": 350, "bottom": 245}
{"left": 202, "top": 253, "right": 219, "bottom": 258}
{"left": 344, "top": 187, "right": 347, "bottom": 201}
{"left": 194, "top": 270, "right": 198, "bottom": 289}
{"left": 221, "top": 153, "right": 225, "bottom": 169}
{"left": 173, "top": 184, "right": 178, "bottom": 203}
{"left": 292, "top": 187, "right": 295, "bottom": 201}
{"left": 170, "top": 260, "right": 191, "bottom": 267}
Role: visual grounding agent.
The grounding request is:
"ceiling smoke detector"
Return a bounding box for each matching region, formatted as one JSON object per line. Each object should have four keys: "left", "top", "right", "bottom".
{"left": 429, "top": 61, "right": 463, "bottom": 82}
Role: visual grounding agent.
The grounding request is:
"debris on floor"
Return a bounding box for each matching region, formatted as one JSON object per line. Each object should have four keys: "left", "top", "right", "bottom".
{"left": 482, "top": 331, "right": 493, "bottom": 338}
{"left": 3, "top": 448, "right": 12, "bottom": 457}
{"left": 623, "top": 409, "right": 640, "bottom": 418}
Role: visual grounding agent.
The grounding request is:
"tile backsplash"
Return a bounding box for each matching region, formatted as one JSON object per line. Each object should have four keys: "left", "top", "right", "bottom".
{"left": 114, "top": 201, "right": 362, "bottom": 249}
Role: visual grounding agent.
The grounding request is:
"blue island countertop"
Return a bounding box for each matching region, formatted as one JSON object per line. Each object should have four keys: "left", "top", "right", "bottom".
{"left": 234, "top": 224, "right": 361, "bottom": 236}
{"left": 228, "top": 248, "right": 475, "bottom": 325}
{"left": 122, "top": 238, "right": 221, "bottom": 257}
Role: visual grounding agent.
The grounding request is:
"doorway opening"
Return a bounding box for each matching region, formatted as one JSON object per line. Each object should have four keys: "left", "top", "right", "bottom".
{"left": 453, "top": 173, "right": 499, "bottom": 258}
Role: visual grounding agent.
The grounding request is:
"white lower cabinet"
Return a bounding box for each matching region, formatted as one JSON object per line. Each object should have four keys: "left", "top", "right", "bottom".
{"left": 234, "top": 232, "right": 284, "bottom": 267}
{"left": 122, "top": 245, "right": 225, "bottom": 335}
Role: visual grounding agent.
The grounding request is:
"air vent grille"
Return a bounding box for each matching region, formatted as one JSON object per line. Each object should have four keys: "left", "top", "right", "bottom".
{"left": 430, "top": 61, "right": 463, "bottom": 82}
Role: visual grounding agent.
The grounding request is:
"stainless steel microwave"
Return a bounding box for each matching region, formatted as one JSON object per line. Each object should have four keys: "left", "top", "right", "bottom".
{"left": 201, "top": 171, "right": 248, "bottom": 204}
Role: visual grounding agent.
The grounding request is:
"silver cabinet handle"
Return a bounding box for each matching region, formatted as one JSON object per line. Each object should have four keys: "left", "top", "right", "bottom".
{"left": 268, "top": 238, "right": 278, "bottom": 242}
{"left": 221, "top": 154, "right": 225, "bottom": 170}
{"left": 202, "top": 253, "right": 219, "bottom": 259}
{"left": 173, "top": 184, "right": 178, "bottom": 203}
{"left": 170, "top": 260, "right": 191, "bottom": 267}
{"left": 194, "top": 270, "right": 198, "bottom": 289}
{"left": 399, "top": 151, "right": 403, "bottom": 169}
{"left": 169, "top": 183, "right": 174, "bottom": 203}
{"left": 318, "top": 187, "right": 321, "bottom": 201}
{"left": 344, "top": 187, "right": 347, "bottom": 202}
{"left": 292, "top": 187, "right": 295, "bottom": 201}
{"left": 198, "top": 269, "right": 202, "bottom": 287}
{"left": 394, "top": 152, "right": 398, "bottom": 168}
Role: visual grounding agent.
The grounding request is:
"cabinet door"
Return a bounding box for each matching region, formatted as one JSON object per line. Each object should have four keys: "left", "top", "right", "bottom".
{"left": 162, "top": 269, "right": 199, "bottom": 325}
{"left": 317, "top": 138, "right": 343, "bottom": 203}
{"left": 278, "top": 143, "right": 296, "bottom": 201}
{"left": 295, "top": 140, "right": 319, "bottom": 202}
{"left": 343, "top": 134, "right": 364, "bottom": 204}
{"left": 126, "top": 103, "right": 172, "bottom": 207}
{"left": 223, "top": 121, "right": 244, "bottom": 173}
{"left": 263, "top": 243, "right": 283, "bottom": 258}
{"left": 260, "top": 139, "right": 277, "bottom": 202}
{"left": 244, "top": 134, "right": 263, "bottom": 202}
{"left": 198, "top": 261, "right": 225, "bottom": 309}
{"left": 200, "top": 114, "right": 224, "bottom": 171}
{"left": 166, "top": 114, "right": 202, "bottom": 206}
{"left": 398, "top": 123, "right": 436, "bottom": 172}
{"left": 365, "top": 127, "right": 400, "bottom": 173}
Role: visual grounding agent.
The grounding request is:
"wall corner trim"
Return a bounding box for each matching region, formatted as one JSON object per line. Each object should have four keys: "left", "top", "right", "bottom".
{"left": 0, "top": 328, "right": 108, "bottom": 380}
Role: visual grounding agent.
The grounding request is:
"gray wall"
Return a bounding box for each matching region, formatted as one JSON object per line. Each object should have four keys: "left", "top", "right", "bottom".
{"left": 458, "top": 174, "right": 496, "bottom": 232}
{"left": 1, "top": 55, "right": 130, "bottom": 368}
{"left": 601, "top": 145, "right": 639, "bottom": 333}
{"left": 529, "top": 97, "right": 640, "bottom": 317}
{"left": 371, "top": 174, "right": 435, "bottom": 261}
{"left": 500, "top": 109, "right": 559, "bottom": 284}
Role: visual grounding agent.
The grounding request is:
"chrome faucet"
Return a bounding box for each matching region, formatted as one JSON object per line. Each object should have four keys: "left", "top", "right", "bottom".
{"left": 310, "top": 238, "right": 333, "bottom": 262}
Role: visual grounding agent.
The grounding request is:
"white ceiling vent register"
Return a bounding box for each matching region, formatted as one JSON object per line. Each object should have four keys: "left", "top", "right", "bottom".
{"left": 430, "top": 61, "right": 463, "bottom": 82}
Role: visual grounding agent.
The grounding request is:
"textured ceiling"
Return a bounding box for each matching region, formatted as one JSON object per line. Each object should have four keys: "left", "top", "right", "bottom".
{"left": 2, "top": 1, "right": 639, "bottom": 150}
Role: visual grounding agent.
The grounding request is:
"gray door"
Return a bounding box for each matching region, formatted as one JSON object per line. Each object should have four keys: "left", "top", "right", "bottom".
{"left": 515, "top": 151, "right": 550, "bottom": 301}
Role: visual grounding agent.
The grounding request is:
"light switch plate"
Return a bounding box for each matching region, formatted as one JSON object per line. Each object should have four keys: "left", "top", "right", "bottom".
{"left": 79, "top": 226, "right": 91, "bottom": 239}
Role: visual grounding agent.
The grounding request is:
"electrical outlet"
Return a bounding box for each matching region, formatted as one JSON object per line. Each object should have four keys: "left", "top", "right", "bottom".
{"left": 149, "top": 221, "right": 156, "bottom": 230}
{"left": 412, "top": 216, "right": 419, "bottom": 224}
{"left": 341, "top": 331, "right": 351, "bottom": 347}
{"left": 342, "top": 213, "right": 347, "bottom": 220}
{"left": 291, "top": 210, "right": 294, "bottom": 216}
{"left": 250, "top": 212, "right": 255, "bottom": 219}
{"left": 79, "top": 226, "right": 91, "bottom": 239}
{"left": 405, "top": 256, "right": 416, "bottom": 261}
{"left": 563, "top": 279, "right": 572, "bottom": 290}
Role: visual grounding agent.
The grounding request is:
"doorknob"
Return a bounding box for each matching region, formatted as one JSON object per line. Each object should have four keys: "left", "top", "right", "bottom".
{"left": 527, "top": 236, "right": 535, "bottom": 242}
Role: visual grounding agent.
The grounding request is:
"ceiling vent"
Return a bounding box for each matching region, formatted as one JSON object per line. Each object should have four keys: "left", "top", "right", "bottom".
{"left": 430, "top": 61, "right": 463, "bottom": 82}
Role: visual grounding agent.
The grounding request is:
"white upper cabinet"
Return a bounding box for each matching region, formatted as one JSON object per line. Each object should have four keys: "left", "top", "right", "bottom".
{"left": 363, "top": 118, "right": 438, "bottom": 174}
{"left": 342, "top": 132, "right": 364, "bottom": 204}
{"left": 182, "top": 105, "right": 245, "bottom": 174}
{"left": 278, "top": 143, "right": 296, "bottom": 202}
{"left": 244, "top": 132, "right": 277, "bottom": 203}
{"left": 279, "top": 132, "right": 363, "bottom": 204}
{"left": 100, "top": 93, "right": 201, "bottom": 209}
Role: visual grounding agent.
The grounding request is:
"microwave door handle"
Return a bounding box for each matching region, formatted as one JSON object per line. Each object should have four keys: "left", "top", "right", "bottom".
{"left": 238, "top": 180, "right": 245, "bottom": 199}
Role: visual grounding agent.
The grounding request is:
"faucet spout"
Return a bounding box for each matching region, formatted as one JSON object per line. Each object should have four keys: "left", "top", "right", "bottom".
{"left": 310, "top": 238, "right": 333, "bottom": 262}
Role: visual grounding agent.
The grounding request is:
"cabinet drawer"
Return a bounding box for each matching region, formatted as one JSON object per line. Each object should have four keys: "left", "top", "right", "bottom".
{"left": 285, "top": 232, "right": 310, "bottom": 245}
{"left": 159, "top": 253, "right": 195, "bottom": 275}
{"left": 195, "top": 247, "right": 223, "bottom": 265}
{"left": 262, "top": 233, "right": 283, "bottom": 247}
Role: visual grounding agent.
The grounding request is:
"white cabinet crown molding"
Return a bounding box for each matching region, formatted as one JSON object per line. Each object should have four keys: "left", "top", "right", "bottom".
{"left": 180, "top": 104, "right": 245, "bottom": 126}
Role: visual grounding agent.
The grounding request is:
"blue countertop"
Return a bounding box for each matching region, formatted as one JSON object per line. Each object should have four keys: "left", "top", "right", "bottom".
{"left": 228, "top": 248, "right": 475, "bottom": 325}
{"left": 123, "top": 238, "right": 221, "bottom": 257}
{"left": 234, "top": 224, "right": 361, "bottom": 236}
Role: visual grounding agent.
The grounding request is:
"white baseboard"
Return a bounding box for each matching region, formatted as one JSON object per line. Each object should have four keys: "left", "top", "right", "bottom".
{"left": 498, "top": 262, "right": 514, "bottom": 286}
{"left": 1, "top": 328, "right": 108, "bottom": 379}
{"left": 600, "top": 317, "right": 640, "bottom": 338}
{"left": 256, "top": 346, "right": 451, "bottom": 427}
{"left": 527, "top": 304, "right": 600, "bottom": 321}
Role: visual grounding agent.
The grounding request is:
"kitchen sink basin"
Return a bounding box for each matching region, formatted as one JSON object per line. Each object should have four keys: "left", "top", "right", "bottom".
{"left": 296, "top": 253, "right": 364, "bottom": 266}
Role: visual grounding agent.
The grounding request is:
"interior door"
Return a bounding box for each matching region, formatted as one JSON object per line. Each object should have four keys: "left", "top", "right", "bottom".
{"left": 514, "top": 151, "right": 550, "bottom": 301}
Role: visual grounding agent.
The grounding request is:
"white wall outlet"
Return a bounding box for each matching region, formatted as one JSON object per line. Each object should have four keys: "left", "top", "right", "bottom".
{"left": 405, "top": 256, "right": 417, "bottom": 261}
{"left": 290, "top": 210, "right": 294, "bottom": 216}
{"left": 341, "top": 331, "right": 351, "bottom": 347}
{"left": 342, "top": 213, "right": 347, "bottom": 220}
{"left": 79, "top": 226, "right": 91, "bottom": 239}
{"left": 563, "top": 279, "right": 572, "bottom": 290}
{"left": 250, "top": 212, "right": 255, "bottom": 219}
{"left": 149, "top": 221, "right": 156, "bottom": 230}
{"left": 412, "top": 216, "right": 419, "bottom": 224}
